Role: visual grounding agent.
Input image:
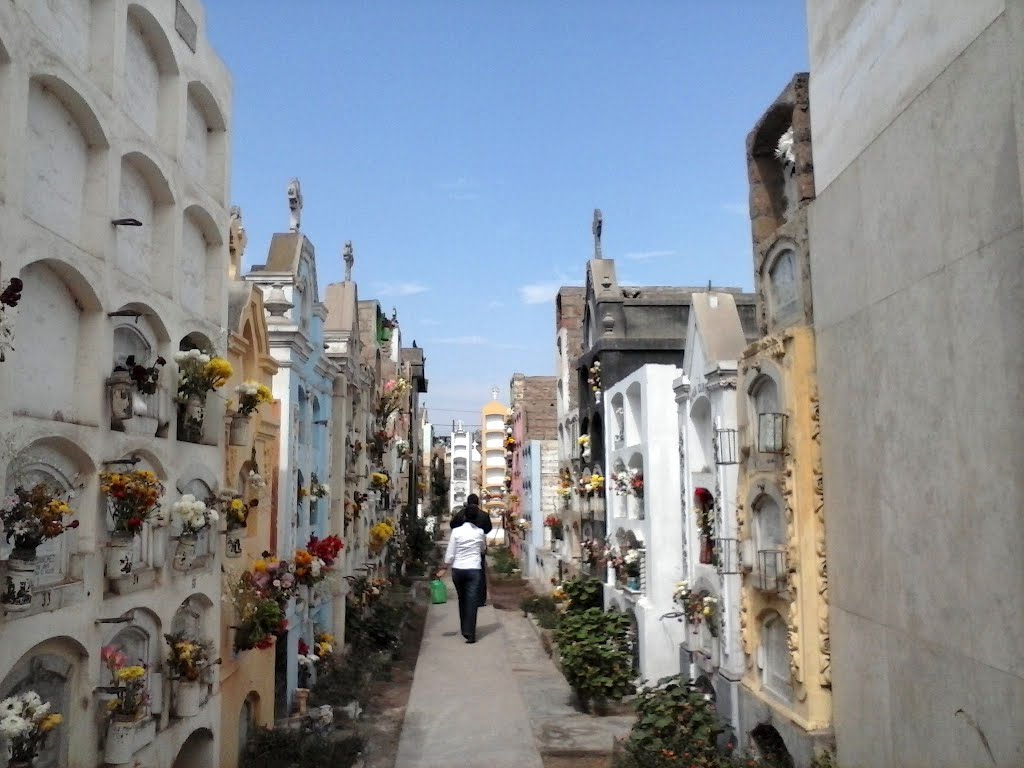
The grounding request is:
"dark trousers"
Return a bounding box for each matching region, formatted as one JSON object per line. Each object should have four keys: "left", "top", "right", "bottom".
{"left": 452, "top": 568, "right": 483, "bottom": 639}
{"left": 479, "top": 552, "right": 488, "bottom": 606}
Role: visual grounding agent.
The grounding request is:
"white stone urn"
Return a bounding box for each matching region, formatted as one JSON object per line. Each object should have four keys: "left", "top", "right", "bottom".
{"left": 171, "top": 679, "right": 203, "bottom": 717}
{"left": 225, "top": 528, "right": 244, "bottom": 559}
{"left": 179, "top": 394, "right": 206, "bottom": 443}
{"left": 105, "top": 532, "right": 138, "bottom": 579}
{"left": 108, "top": 370, "right": 133, "bottom": 423}
{"left": 3, "top": 548, "right": 36, "bottom": 611}
{"left": 105, "top": 715, "right": 144, "bottom": 764}
{"left": 229, "top": 413, "right": 252, "bottom": 447}
{"left": 172, "top": 535, "right": 199, "bottom": 571}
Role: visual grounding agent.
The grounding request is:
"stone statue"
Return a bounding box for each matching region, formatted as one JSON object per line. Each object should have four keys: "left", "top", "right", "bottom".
{"left": 343, "top": 241, "right": 354, "bottom": 281}
{"left": 592, "top": 208, "right": 603, "bottom": 259}
{"left": 229, "top": 206, "right": 247, "bottom": 262}
{"left": 287, "top": 178, "right": 303, "bottom": 231}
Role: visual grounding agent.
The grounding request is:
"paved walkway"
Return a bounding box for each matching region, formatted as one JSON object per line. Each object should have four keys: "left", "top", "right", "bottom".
{"left": 394, "top": 571, "right": 634, "bottom": 768}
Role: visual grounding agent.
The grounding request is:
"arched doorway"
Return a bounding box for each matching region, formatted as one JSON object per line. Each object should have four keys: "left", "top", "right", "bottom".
{"left": 751, "top": 723, "right": 794, "bottom": 768}
{"left": 171, "top": 727, "right": 215, "bottom": 768}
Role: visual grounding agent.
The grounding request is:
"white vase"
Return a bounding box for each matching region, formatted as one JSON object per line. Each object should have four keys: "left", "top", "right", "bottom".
{"left": 173, "top": 536, "right": 199, "bottom": 571}
{"left": 105, "top": 716, "right": 141, "bottom": 764}
{"left": 229, "top": 414, "right": 251, "bottom": 447}
{"left": 3, "top": 549, "right": 36, "bottom": 611}
{"left": 106, "top": 533, "right": 137, "bottom": 578}
{"left": 171, "top": 679, "right": 203, "bottom": 717}
{"left": 225, "top": 528, "right": 243, "bottom": 559}
{"left": 606, "top": 562, "right": 616, "bottom": 586}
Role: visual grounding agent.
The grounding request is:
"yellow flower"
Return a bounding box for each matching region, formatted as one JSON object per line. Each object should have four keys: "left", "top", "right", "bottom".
{"left": 256, "top": 384, "right": 273, "bottom": 403}
{"left": 253, "top": 559, "right": 267, "bottom": 572}
{"left": 230, "top": 499, "right": 245, "bottom": 513}
{"left": 204, "top": 357, "right": 234, "bottom": 388}
{"left": 39, "top": 713, "right": 62, "bottom": 732}
{"left": 116, "top": 666, "right": 146, "bottom": 682}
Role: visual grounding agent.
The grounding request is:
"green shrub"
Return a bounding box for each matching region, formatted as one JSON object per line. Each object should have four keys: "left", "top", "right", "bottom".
{"left": 536, "top": 609, "right": 559, "bottom": 629}
{"left": 520, "top": 594, "right": 557, "bottom": 615}
{"left": 553, "top": 607, "right": 635, "bottom": 709}
{"left": 489, "top": 545, "right": 518, "bottom": 575}
{"left": 345, "top": 601, "right": 405, "bottom": 656}
{"left": 241, "top": 727, "right": 363, "bottom": 768}
{"left": 561, "top": 576, "right": 604, "bottom": 611}
{"left": 310, "top": 650, "right": 370, "bottom": 707}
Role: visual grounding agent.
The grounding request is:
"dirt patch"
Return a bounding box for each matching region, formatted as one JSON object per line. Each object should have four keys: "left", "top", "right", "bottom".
{"left": 488, "top": 575, "right": 535, "bottom": 612}
{"left": 355, "top": 594, "right": 428, "bottom": 768}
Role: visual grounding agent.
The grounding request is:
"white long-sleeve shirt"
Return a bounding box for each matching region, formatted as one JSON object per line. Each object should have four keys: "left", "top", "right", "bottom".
{"left": 445, "top": 522, "right": 486, "bottom": 569}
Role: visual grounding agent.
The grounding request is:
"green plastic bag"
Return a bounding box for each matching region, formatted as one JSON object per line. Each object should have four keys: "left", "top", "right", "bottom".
{"left": 430, "top": 578, "right": 448, "bottom": 604}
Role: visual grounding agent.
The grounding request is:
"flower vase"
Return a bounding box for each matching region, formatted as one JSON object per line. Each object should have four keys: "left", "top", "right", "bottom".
{"left": 173, "top": 535, "right": 199, "bottom": 571}
{"left": 626, "top": 575, "right": 641, "bottom": 591}
{"left": 179, "top": 394, "right": 205, "bottom": 443}
{"left": 105, "top": 715, "right": 142, "bottom": 764}
{"left": 106, "top": 533, "right": 137, "bottom": 578}
{"left": 606, "top": 562, "right": 616, "bottom": 585}
{"left": 171, "top": 679, "right": 203, "bottom": 717}
{"left": 108, "top": 369, "right": 133, "bottom": 423}
{"left": 125, "top": 393, "right": 158, "bottom": 436}
{"left": 225, "top": 528, "right": 243, "bottom": 559}
{"left": 699, "top": 536, "right": 714, "bottom": 565}
{"left": 3, "top": 548, "right": 36, "bottom": 611}
{"left": 229, "top": 414, "right": 251, "bottom": 447}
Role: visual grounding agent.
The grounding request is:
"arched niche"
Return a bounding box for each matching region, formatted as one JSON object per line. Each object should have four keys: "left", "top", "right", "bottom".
{"left": 24, "top": 74, "right": 109, "bottom": 247}
{"left": 590, "top": 411, "right": 604, "bottom": 470}
{"left": 237, "top": 693, "right": 260, "bottom": 764}
{"left": 175, "top": 472, "right": 216, "bottom": 561}
{"left": 171, "top": 727, "right": 215, "bottom": 768}
{"left": 757, "top": 610, "right": 793, "bottom": 703}
{"left": 610, "top": 392, "right": 625, "bottom": 446}
{"left": 764, "top": 240, "right": 802, "bottom": 327}
{"left": 626, "top": 452, "right": 644, "bottom": 520}
{"left": 750, "top": 722, "right": 794, "bottom": 768}
{"left": 624, "top": 382, "right": 642, "bottom": 446}
{"left": 748, "top": 372, "right": 785, "bottom": 455}
{"left": 750, "top": 102, "right": 797, "bottom": 228}
{"left": 689, "top": 395, "right": 713, "bottom": 472}
{"left": 124, "top": 4, "right": 179, "bottom": 148}
{"left": 181, "top": 204, "right": 224, "bottom": 320}
{"left": 0, "top": 636, "right": 88, "bottom": 768}
{"left": 184, "top": 80, "right": 227, "bottom": 196}
{"left": 4, "top": 436, "right": 92, "bottom": 587}
{"left": 13, "top": 258, "right": 102, "bottom": 423}
{"left": 171, "top": 593, "right": 214, "bottom": 639}
{"left": 117, "top": 151, "right": 174, "bottom": 288}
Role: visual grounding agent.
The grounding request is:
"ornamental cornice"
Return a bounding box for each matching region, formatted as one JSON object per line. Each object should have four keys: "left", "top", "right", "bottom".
{"left": 739, "top": 333, "right": 788, "bottom": 368}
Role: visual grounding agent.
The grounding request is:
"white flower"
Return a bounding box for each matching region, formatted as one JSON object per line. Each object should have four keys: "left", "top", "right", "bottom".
{"left": 0, "top": 697, "right": 23, "bottom": 717}
{"left": 0, "top": 714, "right": 30, "bottom": 739}
{"left": 775, "top": 126, "right": 796, "bottom": 165}
{"left": 206, "top": 509, "right": 219, "bottom": 524}
{"left": 30, "top": 702, "right": 51, "bottom": 721}
{"left": 20, "top": 691, "right": 42, "bottom": 710}
{"left": 173, "top": 351, "right": 189, "bottom": 363}
{"left": 198, "top": 353, "right": 210, "bottom": 365}
{"left": 320, "top": 485, "right": 330, "bottom": 496}
{"left": 703, "top": 693, "right": 712, "bottom": 701}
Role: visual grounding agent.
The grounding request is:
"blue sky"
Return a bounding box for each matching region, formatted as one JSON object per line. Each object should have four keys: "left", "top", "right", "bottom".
{"left": 206, "top": 2, "right": 808, "bottom": 430}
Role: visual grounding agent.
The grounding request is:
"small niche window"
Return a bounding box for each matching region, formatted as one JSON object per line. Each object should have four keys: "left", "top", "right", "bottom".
{"left": 768, "top": 249, "right": 800, "bottom": 324}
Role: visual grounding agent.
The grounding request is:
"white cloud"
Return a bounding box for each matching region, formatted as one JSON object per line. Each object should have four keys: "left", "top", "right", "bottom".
{"left": 623, "top": 249, "right": 675, "bottom": 262}
{"left": 373, "top": 282, "right": 428, "bottom": 297}
{"left": 722, "top": 202, "right": 748, "bottom": 216}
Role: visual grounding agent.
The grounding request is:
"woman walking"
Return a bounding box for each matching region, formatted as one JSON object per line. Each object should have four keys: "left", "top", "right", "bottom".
{"left": 437, "top": 513, "right": 487, "bottom": 643}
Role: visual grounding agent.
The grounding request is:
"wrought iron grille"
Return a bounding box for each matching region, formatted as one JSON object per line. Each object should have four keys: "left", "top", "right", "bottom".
{"left": 714, "top": 428, "right": 739, "bottom": 465}
{"left": 755, "top": 549, "right": 787, "bottom": 592}
{"left": 714, "top": 537, "right": 740, "bottom": 575}
{"left": 757, "top": 412, "right": 788, "bottom": 454}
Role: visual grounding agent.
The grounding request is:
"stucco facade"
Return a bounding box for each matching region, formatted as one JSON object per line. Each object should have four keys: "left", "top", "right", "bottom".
{"left": 0, "top": 1, "right": 232, "bottom": 765}
{"left": 806, "top": 3, "right": 1024, "bottom": 765}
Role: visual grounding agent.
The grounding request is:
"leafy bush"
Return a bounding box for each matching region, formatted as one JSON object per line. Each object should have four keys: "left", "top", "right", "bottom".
{"left": 561, "top": 576, "right": 604, "bottom": 611}
{"left": 520, "top": 594, "right": 557, "bottom": 615}
{"left": 310, "top": 650, "right": 369, "bottom": 707}
{"left": 553, "top": 607, "right": 635, "bottom": 709}
{"left": 241, "top": 727, "right": 363, "bottom": 768}
{"left": 536, "top": 609, "right": 558, "bottom": 629}
{"left": 489, "top": 545, "right": 519, "bottom": 575}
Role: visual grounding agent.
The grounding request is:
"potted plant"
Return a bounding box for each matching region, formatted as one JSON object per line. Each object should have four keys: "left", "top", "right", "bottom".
{"left": 101, "top": 645, "right": 149, "bottom": 765}
{"left": 544, "top": 514, "right": 563, "bottom": 542}
{"left": 222, "top": 494, "right": 257, "bottom": 559}
{"left": 1, "top": 484, "right": 78, "bottom": 611}
{"left": 623, "top": 549, "right": 643, "bottom": 590}
{"left": 164, "top": 632, "right": 213, "bottom": 717}
{"left": 0, "top": 276, "right": 23, "bottom": 363}
{"left": 227, "top": 569, "right": 285, "bottom": 652}
{"left": 0, "top": 690, "right": 62, "bottom": 768}
{"left": 231, "top": 380, "right": 272, "bottom": 446}
{"left": 100, "top": 470, "right": 164, "bottom": 579}
{"left": 174, "top": 348, "right": 233, "bottom": 443}
{"left": 170, "top": 495, "right": 218, "bottom": 571}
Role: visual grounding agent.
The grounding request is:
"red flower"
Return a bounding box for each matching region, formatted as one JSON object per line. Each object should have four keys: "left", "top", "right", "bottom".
{"left": 307, "top": 534, "right": 344, "bottom": 566}
{"left": 127, "top": 516, "right": 143, "bottom": 531}
{"left": 298, "top": 639, "right": 309, "bottom": 655}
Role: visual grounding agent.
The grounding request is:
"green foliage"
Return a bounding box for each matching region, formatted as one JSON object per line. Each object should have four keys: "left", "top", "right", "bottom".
{"left": 553, "top": 607, "right": 635, "bottom": 706}
{"left": 401, "top": 514, "right": 435, "bottom": 568}
{"left": 240, "top": 727, "right": 363, "bottom": 768}
{"left": 623, "top": 675, "right": 722, "bottom": 764}
{"left": 536, "top": 610, "right": 558, "bottom": 629}
{"left": 561, "top": 575, "right": 604, "bottom": 612}
{"left": 489, "top": 545, "right": 519, "bottom": 575}
{"left": 520, "top": 594, "right": 557, "bottom": 614}
{"left": 310, "top": 650, "right": 368, "bottom": 707}
{"left": 345, "top": 600, "right": 404, "bottom": 656}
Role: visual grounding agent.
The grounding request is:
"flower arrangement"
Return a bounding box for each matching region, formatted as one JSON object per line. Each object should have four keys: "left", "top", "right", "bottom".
{"left": 552, "top": 586, "right": 568, "bottom": 603}
{"left": 346, "top": 574, "right": 391, "bottom": 609}
{"left": 775, "top": 126, "right": 795, "bottom": 165}
{"left": 576, "top": 473, "right": 605, "bottom": 497}
{"left": 247, "top": 469, "right": 267, "bottom": 491}
{"left": 673, "top": 580, "right": 719, "bottom": 637}
{"left": 174, "top": 348, "right": 233, "bottom": 400}
{"left": 378, "top": 377, "right": 411, "bottom": 422}
{"left": 369, "top": 472, "right": 389, "bottom": 491}
{"left": 309, "top": 472, "right": 329, "bottom": 499}
{"left": 314, "top": 632, "right": 334, "bottom": 657}
{"left": 587, "top": 361, "right": 602, "bottom": 396}
{"left": 577, "top": 435, "right": 590, "bottom": 447}
{"left": 226, "top": 569, "right": 285, "bottom": 651}
{"left": 100, "top": 469, "right": 164, "bottom": 535}
{"left": 1, "top": 484, "right": 78, "bottom": 552}
{"left": 222, "top": 494, "right": 258, "bottom": 531}
{"left": 694, "top": 487, "right": 715, "bottom": 537}
{"left": 101, "top": 645, "right": 149, "bottom": 719}
{"left": 580, "top": 538, "right": 598, "bottom": 566}
{"left": 504, "top": 436, "right": 517, "bottom": 450}
{"left": 308, "top": 535, "right": 344, "bottom": 567}
{"left": 163, "top": 632, "right": 213, "bottom": 682}
{"left": 297, "top": 484, "right": 308, "bottom": 502}
{"left": 544, "top": 514, "right": 563, "bottom": 539}
{"left": 623, "top": 549, "right": 643, "bottom": 577}
{"left": 251, "top": 553, "right": 298, "bottom": 606}
{"left": 612, "top": 469, "right": 643, "bottom": 498}
{"left": 556, "top": 486, "right": 572, "bottom": 499}
{"left": 0, "top": 276, "right": 23, "bottom": 362}
{"left": 171, "top": 494, "right": 218, "bottom": 536}
{"left": 395, "top": 439, "right": 412, "bottom": 460}
{"left": 0, "top": 690, "right": 62, "bottom": 764}
{"left": 235, "top": 380, "right": 272, "bottom": 416}
{"left": 368, "top": 519, "right": 395, "bottom": 555}
{"left": 297, "top": 638, "right": 319, "bottom": 669}
{"left": 123, "top": 354, "right": 166, "bottom": 395}
{"left": 292, "top": 549, "right": 324, "bottom": 587}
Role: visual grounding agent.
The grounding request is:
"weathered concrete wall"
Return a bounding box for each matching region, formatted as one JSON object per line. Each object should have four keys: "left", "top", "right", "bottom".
{"left": 807, "top": 3, "right": 1024, "bottom": 766}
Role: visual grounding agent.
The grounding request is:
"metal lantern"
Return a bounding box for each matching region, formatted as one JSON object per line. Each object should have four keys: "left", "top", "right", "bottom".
{"left": 714, "top": 428, "right": 739, "bottom": 465}
{"left": 757, "top": 412, "right": 788, "bottom": 454}
{"left": 755, "top": 549, "right": 787, "bottom": 592}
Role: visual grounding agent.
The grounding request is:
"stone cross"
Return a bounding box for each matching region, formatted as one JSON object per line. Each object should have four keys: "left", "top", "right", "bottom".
{"left": 343, "top": 241, "right": 354, "bottom": 281}
{"left": 287, "top": 178, "right": 303, "bottom": 231}
{"left": 491, "top": 386, "right": 499, "bottom": 401}
{"left": 592, "top": 208, "right": 603, "bottom": 259}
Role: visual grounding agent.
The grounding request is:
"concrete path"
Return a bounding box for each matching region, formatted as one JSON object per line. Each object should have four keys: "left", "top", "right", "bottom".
{"left": 394, "top": 578, "right": 545, "bottom": 768}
